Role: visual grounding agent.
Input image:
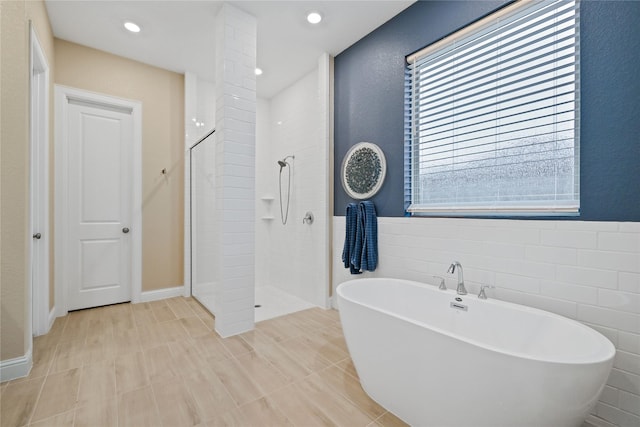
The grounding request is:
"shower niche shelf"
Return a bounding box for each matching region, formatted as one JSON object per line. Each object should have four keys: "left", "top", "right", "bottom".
{"left": 260, "top": 196, "right": 275, "bottom": 221}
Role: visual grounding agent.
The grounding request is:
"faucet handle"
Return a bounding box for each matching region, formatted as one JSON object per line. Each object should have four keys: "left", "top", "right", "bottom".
{"left": 478, "top": 284, "right": 495, "bottom": 299}
{"left": 435, "top": 276, "right": 447, "bottom": 291}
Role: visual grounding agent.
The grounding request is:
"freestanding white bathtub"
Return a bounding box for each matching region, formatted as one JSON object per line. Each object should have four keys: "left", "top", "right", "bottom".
{"left": 337, "top": 278, "right": 615, "bottom": 427}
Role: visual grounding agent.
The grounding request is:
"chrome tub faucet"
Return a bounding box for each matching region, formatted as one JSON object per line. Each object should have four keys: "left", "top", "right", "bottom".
{"left": 447, "top": 261, "right": 467, "bottom": 295}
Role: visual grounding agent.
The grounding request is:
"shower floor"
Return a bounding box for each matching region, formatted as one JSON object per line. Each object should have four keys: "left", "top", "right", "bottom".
{"left": 255, "top": 285, "right": 315, "bottom": 322}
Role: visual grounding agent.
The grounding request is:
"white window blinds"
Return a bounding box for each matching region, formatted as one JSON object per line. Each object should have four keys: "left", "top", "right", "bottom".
{"left": 406, "top": 0, "right": 580, "bottom": 215}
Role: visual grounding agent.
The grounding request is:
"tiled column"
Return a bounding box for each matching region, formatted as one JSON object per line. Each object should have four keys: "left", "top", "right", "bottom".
{"left": 213, "top": 4, "right": 256, "bottom": 337}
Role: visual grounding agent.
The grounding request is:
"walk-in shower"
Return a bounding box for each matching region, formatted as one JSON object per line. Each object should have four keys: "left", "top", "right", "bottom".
{"left": 278, "top": 155, "right": 294, "bottom": 225}
{"left": 254, "top": 55, "right": 332, "bottom": 316}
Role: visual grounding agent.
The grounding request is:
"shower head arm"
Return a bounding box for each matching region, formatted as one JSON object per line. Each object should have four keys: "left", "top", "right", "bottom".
{"left": 277, "top": 155, "right": 295, "bottom": 169}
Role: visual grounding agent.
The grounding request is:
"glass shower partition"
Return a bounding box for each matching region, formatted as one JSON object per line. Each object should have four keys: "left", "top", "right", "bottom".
{"left": 189, "top": 129, "right": 217, "bottom": 316}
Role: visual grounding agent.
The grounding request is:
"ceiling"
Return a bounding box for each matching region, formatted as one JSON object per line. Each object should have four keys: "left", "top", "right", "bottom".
{"left": 45, "top": 0, "right": 414, "bottom": 99}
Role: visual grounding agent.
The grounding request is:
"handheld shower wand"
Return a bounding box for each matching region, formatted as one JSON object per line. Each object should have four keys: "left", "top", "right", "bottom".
{"left": 277, "top": 155, "right": 295, "bottom": 224}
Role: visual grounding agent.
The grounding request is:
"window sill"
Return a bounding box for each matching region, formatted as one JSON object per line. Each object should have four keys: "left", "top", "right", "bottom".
{"left": 407, "top": 205, "right": 580, "bottom": 218}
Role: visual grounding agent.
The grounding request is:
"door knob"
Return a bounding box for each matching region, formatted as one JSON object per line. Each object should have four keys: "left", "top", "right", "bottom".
{"left": 122, "top": 227, "right": 130, "bottom": 234}
{"left": 33, "top": 233, "right": 42, "bottom": 239}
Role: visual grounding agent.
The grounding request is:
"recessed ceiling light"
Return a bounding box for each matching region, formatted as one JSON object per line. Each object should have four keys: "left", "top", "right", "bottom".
{"left": 255, "top": 68, "right": 263, "bottom": 76}
{"left": 307, "top": 12, "right": 322, "bottom": 25}
{"left": 124, "top": 22, "right": 141, "bottom": 33}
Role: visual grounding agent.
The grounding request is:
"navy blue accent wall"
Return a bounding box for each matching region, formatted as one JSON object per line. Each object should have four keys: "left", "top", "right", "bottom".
{"left": 334, "top": 1, "right": 640, "bottom": 221}
{"left": 579, "top": 1, "right": 640, "bottom": 221}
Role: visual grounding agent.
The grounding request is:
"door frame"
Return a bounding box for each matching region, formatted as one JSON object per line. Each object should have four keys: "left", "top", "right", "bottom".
{"left": 30, "top": 24, "right": 50, "bottom": 336}
{"left": 54, "top": 85, "right": 142, "bottom": 317}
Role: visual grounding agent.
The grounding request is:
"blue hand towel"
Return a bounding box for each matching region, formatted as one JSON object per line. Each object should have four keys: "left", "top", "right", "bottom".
{"left": 342, "top": 203, "right": 361, "bottom": 274}
{"left": 351, "top": 205, "right": 364, "bottom": 272}
{"left": 357, "top": 201, "right": 378, "bottom": 272}
{"left": 343, "top": 201, "right": 378, "bottom": 274}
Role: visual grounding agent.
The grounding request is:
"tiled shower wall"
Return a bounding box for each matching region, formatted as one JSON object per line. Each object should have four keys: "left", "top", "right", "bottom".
{"left": 332, "top": 216, "right": 640, "bottom": 427}
{"left": 255, "top": 55, "right": 332, "bottom": 308}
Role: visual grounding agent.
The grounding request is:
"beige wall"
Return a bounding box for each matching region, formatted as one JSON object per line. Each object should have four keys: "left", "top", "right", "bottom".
{"left": 54, "top": 39, "right": 185, "bottom": 292}
{"left": 0, "top": 0, "right": 55, "bottom": 360}
{"left": 1, "top": 1, "right": 184, "bottom": 363}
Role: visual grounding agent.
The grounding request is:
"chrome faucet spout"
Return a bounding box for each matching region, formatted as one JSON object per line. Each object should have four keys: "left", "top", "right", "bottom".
{"left": 447, "top": 261, "right": 467, "bottom": 295}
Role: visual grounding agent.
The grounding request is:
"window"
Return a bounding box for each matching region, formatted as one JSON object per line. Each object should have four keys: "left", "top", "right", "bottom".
{"left": 406, "top": 0, "right": 580, "bottom": 216}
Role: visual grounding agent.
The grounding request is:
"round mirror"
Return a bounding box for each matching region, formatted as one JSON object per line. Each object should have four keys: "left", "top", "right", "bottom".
{"left": 341, "top": 142, "right": 386, "bottom": 200}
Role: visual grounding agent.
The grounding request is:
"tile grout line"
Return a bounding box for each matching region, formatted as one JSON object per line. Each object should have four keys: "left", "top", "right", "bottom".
{"left": 147, "top": 374, "right": 166, "bottom": 426}
{"left": 25, "top": 363, "right": 50, "bottom": 426}
{"left": 72, "top": 404, "right": 78, "bottom": 427}
{"left": 122, "top": 301, "right": 146, "bottom": 426}
{"left": 114, "top": 308, "right": 124, "bottom": 427}
{"left": 71, "top": 356, "right": 85, "bottom": 425}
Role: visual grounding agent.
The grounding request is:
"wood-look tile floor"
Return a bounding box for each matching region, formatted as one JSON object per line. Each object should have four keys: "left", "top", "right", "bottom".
{"left": 0, "top": 297, "right": 408, "bottom": 427}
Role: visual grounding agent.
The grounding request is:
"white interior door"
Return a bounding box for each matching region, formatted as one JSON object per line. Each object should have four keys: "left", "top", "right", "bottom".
{"left": 30, "top": 25, "right": 50, "bottom": 336}
{"left": 65, "top": 100, "right": 133, "bottom": 310}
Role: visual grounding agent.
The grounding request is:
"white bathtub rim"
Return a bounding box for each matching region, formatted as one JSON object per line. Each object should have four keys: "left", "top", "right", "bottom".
{"left": 337, "top": 277, "right": 616, "bottom": 365}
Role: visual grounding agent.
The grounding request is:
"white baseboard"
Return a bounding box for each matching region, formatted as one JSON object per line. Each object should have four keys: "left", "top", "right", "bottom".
{"left": 138, "top": 286, "right": 184, "bottom": 303}
{"left": 0, "top": 349, "right": 32, "bottom": 382}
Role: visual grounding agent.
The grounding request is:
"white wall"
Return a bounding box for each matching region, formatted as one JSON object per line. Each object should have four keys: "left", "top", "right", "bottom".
{"left": 333, "top": 216, "right": 640, "bottom": 427}
{"left": 255, "top": 55, "right": 332, "bottom": 308}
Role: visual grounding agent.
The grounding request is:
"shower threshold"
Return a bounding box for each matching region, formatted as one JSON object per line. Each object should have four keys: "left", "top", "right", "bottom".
{"left": 255, "top": 286, "right": 315, "bottom": 322}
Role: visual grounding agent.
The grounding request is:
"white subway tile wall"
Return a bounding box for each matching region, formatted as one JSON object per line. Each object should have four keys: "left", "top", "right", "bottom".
{"left": 212, "top": 4, "right": 257, "bottom": 337}
{"left": 255, "top": 55, "right": 332, "bottom": 309}
{"left": 333, "top": 216, "right": 640, "bottom": 427}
